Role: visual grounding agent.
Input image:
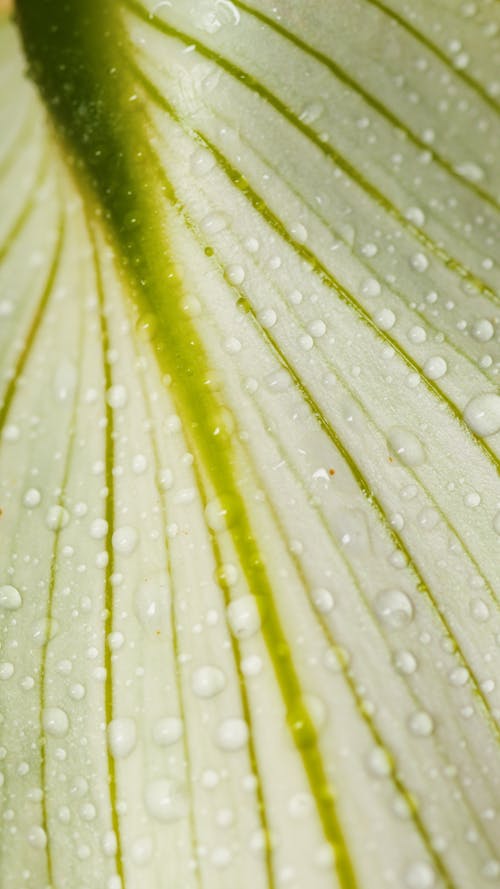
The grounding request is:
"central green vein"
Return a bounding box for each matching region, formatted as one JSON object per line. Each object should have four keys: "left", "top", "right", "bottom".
{"left": 14, "top": 0, "right": 361, "bottom": 884}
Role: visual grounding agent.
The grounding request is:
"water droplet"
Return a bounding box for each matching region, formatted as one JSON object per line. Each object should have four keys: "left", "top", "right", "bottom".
{"left": 226, "top": 264, "right": 245, "bottom": 285}
{"left": 405, "top": 207, "right": 426, "bottom": 226}
{"left": 424, "top": 356, "right": 447, "bottom": 380}
{"left": 190, "top": 147, "right": 215, "bottom": 176}
{"left": 0, "top": 663, "right": 14, "bottom": 680}
{"left": 408, "top": 710, "right": 434, "bottom": 737}
{"left": 290, "top": 222, "right": 308, "bottom": 243}
{"left": 46, "top": 505, "right": 69, "bottom": 531}
{"left": 226, "top": 595, "right": 261, "bottom": 639}
{"left": 145, "top": 778, "right": 188, "bottom": 822}
{"left": 312, "top": 587, "right": 335, "bottom": 614}
{"left": 463, "top": 394, "right": 500, "bottom": 437}
{"left": 112, "top": 526, "right": 138, "bottom": 555}
{"left": 135, "top": 573, "right": 170, "bottom": 632}
{"left": 288, "top": 791, "right": 314, "bottom": 818}
{"left": 299, "top": 101, "right": 324, "bottom": 124}
{"left": 410, "top": 253, "right": 429, "bottom": 273}
{"left": 153, "top": 716, "right": 183, "bottom": 747}
{"left": 394, "top": 650, "right": 418, "bottom": 675}
{"left": 106, "top": 385, "right": 128, "bottom": 409}
{"left": 361, "top": 277, "right": 381, "bottom": 298}
{"left": 388, "top": 427, "right": 425, "bottom": 467}
{"left": 265, "top": 369, "right": 291, "bottom": 392}
{"left": 23, "top": 488, "right": 41, "bottom": 508}
{"left": 367, "top": 746, "right": 392, "bottom": 777}
{"left": 200, "top": 211, "right": 229, "bottom": 234}
{"left": 470, "top": 597, "right": 490, "bottom": 622}
{"left": 216, "top": 717, "right": 249, "bottom": 751}
{"left": 408, "top": 325, "right": 427, "bottom": 344}
{"left": 471, "top": 319, "right": 494, "bottom": 342}
{"left": 27, "top": 825, "right": 47, "bottom": 849}
{"left": 375, "top": 590, "right": 414, "bottom": 629}
{"left": 43, "top": 707, "right": 69, "bottom": 737}
{"left": 191, "top": 665, "right": 226, "bottom": 698}
{"left": 108, "top": 718, "right": 137, "bottom": 758}
{"left": 405, "top": 861, "right": 436, "bottom": 888}
{"left": 374, "top": 307, "right": 396, "bottom": 331}
{"left": 449, "top": 667, "right": 469, "bottom": 687}
{"left": 53, "top": 360, "right": 77, "bottom": 402}
{"left": 0, "top": 584, "right": 22, "bottom": 610}
{"left": 90, "top": 518, "right": 108, "bottom": 540}
{"left": 131, "top": 835, "right": 153, "bottom": 866}
{"left": 454, "top": 161, "right": 484, "bottom": 182}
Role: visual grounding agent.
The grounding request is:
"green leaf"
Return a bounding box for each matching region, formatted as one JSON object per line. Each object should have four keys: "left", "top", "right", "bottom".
{"left": 1, "top": 2, "right": 500, "bottom": 888}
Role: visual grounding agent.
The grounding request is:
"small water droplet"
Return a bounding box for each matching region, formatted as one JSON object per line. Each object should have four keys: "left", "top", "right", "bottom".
{"left": 388, "top": 427, "right": 425, "bottom": 467}
{"left": 410, "top": 253, "right": 429, "bottom": 273}
{"left": 424, "top": 356, "right": 447, "bottom": 380}
{"left": 191, "top": 665, "right": 226, "bottom": 698}
{"left": 226, "top": 595, "right": 261, "bottom": 639}
{"left": 190, "top": 147, "right": 215, "bottom": 176}
{"left": 90, "top": 518, "right": 108, "bottom": 540}
{"left": 361, "top": 277, "right": 381, "bottom": 297}
{"left": 108, "top": 718, "right": 137, "bottom": 758}
{"left": 405, "top": 207, "right": 426, "bottom": 226}
{"left": 46, "top": 505, "right": 69, "bottom": 531}
{"left": 131, "top": 835, "right": 153, "bottom": 866}
{"left": 200, "top": 211, "right": 229, "bottom": 235}
{"left": 112, "top": 526, "right": 138, "bottom": 555}
{"left": 374, "top": 307, "right": 396, "bottom": 331}
{"left": 463, "top": 394, "right": 500, "bottom": 437}
{"left": 312, "top": 587, "right": 335, "bottom": 614}
{"left": 470, "top": 598, "right": 490, "bottom": 622}
{"left": 216, "top": 717, "right": 249, "bottom": 751}
{"left": 375, "top": 590, "right": 414, "bottom": 629}
{"left": 0, "top": 662, "right": 14, "bottom": 680}
{"left": 226, "top": 264, "right": 245, "bottom": 285}
{"left": 43, "top": 707, "right": 69, "bottom": 737}
{"left": 405, "top": 861, "right": 436, "bottom": 888}
{"left": 454, "top": 161, "right": 484, "bottom": 182}
{"left": 23, "top": 488, "right": 41, "bottom": 508}
{"left": 408, "top": 710, "right": 434, "bottom": 737}
{"left": 394, "top": 650, "right": 418, "bottom": 675}
{"left": 471, "top": 319, "right": 494, "bottom": 342}
{"left": 0, "top": 584, "right": 22, "bottom": 610}
{"left": 145, "top": 778, "right": 188, "bottom": 822}
{"left": 153, "top": 716, "right": 183, "bottom": 746}
{"left": 367, "top": 746, "right": 392, "bottom": 777}
{"left": 27, "top": 825, "right": 47, "bottom": 849}
{"left": 106, "top": 385, "right": 128, "bottom": 409}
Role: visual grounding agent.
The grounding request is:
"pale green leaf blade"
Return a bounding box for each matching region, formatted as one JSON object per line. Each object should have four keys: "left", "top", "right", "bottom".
{"left": 1, "top": 3, "right": 500, "bottom": 889}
